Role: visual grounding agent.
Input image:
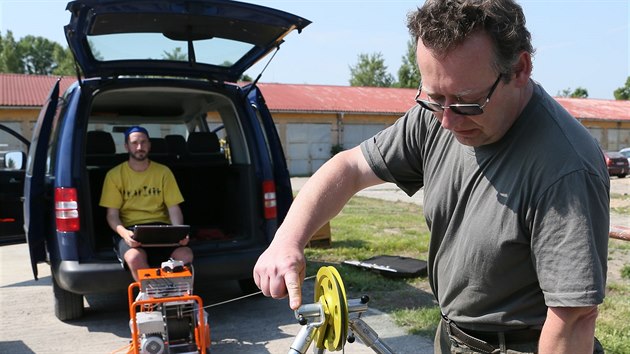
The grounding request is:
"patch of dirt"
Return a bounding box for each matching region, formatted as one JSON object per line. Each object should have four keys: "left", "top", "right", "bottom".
{"left": 610, "top": 177, "right": 630, "bottom": 196}
{"left": 608, "top": 178, "right": 630, "bottom": 285}
{"left": 610, "top": 177, "right": 630, "bottom": 209}
{"left": 607, "top": 240, "right": 630, "bottom": 284}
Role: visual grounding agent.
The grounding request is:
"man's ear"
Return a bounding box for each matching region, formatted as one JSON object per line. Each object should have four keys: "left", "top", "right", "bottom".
{"left": 512, "top": 51, "right": 532, "bottom": 88}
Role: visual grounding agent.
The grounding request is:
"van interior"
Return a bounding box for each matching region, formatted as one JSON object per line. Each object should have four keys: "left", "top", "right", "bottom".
{"left": 82, "top": 86, "right": 265, "bottom": 262}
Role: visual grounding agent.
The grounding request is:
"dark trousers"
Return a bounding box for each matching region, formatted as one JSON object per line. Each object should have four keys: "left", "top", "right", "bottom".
{"left": 434, "top": 319, "right": 605, "bottom": 354}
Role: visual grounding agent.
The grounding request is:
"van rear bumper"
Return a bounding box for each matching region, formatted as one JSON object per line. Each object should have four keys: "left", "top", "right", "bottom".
{"left": 54, "top": 247, "right": 265, "bottom": 294}
{"left": 54, "top": 260, "right": 132, "bottom": 294}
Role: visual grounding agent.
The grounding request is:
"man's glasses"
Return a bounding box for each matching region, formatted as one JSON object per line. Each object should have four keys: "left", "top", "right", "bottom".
{"left": 414, "top": 74, "right": 502, "bottom": 116}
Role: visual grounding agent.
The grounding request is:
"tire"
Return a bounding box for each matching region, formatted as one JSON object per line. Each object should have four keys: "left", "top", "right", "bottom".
{"left": 618, "top": 174, "right": 626, "bottom": 178}
{"left": 52, "top": 275, "right": 84, "bottom": 321}
{"left": 238, "top": 278, "right": 261, "bottom": 296}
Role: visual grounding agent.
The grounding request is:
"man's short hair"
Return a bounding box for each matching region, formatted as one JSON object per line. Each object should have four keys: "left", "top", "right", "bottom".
{"left": 407, "top": 0, "right": 534, "bottom": 77}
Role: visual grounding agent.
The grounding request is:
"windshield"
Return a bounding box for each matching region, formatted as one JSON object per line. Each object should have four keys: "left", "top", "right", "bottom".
{"left": 88, "top": 33, "right": 254, "bottom": 66}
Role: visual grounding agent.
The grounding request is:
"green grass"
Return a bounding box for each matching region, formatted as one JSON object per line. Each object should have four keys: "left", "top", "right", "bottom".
{"left": 611, "top": 206, "right": 630, "bottom": 215}
{"left": 304, "top": 197, "right": 439, "bottom": 337}
{"left": 303, "top": 195, "right": 630, "bottom": 352}
{"left": 596, "top": 283, "right": 630, "bottom": 354}
{"left": 610, "top": 192, "right": 630, "bottom": 215}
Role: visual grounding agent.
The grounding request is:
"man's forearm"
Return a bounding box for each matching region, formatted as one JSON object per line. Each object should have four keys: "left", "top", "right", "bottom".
{"left": 105, "top": 209, "right": 127, "bottom": 237}
{"left": 167, "top": 205, "right": 184, "bottom": 225}
{"left": 538, "top": 306, "right": 598, "bottom": 354}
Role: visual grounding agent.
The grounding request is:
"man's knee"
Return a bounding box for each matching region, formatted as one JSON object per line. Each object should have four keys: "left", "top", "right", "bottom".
{"left": 171, "top": 246, "right": 193, "bottom": 263}
{"left": 124, "top": 248, "right": 148, "bottom": 268}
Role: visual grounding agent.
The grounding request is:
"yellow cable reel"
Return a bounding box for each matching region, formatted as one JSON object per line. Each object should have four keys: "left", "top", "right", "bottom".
{"left": 313, "top": 266, "right": 349, "bottom": 352}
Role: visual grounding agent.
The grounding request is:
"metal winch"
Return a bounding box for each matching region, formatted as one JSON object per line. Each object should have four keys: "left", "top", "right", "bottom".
{"left": 127, "top": 259, "right": 210, "bottom": 354}
{"left": 289, "top": 266, "right": 394, "bottom": 354}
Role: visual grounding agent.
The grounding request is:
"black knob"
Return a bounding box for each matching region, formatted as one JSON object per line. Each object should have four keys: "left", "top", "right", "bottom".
{"left": 347, "top": 334, "right": 355, "bottom": 343}
{"left": 298, "top": 315, "right": 308, "bottom": 326}
{"left": 361, "top": 295, "right": 370, "bottom": 304}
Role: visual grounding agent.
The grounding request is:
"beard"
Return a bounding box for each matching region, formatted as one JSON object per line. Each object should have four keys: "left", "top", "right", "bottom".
{"left": 129, "top": 151, "right": 148, "bottom": 161}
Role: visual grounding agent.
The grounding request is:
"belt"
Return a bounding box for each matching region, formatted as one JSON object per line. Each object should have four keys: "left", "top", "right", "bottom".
{"left": 441, "top": 318, "right": 540, "bottom": 353}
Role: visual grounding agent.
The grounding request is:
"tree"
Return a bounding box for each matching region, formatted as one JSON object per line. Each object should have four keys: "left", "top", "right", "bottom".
{"left": 163, "top": 47, "right": 187, "bottom": 61}
{"left": 52, "top": 45, "right": 75, "bottom": 76}
{"left": 18, "top": 35, "right": 60, "bottom": 74}
{"left": 395, "top": 39, "right": 420, "bottom": 88}
{"left": 0, "top": 31, "right": 74, "bottom": 75}
{"left": 0, "top": 31, "right": 22, "bottom": 73}
{"left": 557, "top": 87, "right": 588, "bottom": 98}
{"left": 349, "top": 52, "right": 394, "bottom": 87}
{"left": 614, "top": 77, "right": 630, "bottom": 100}
{"left": 571, "top": 87, "right": 588, "bottom": 98}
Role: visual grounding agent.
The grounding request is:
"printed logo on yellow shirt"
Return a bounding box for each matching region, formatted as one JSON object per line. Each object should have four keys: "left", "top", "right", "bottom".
{"left": 124, "top": 186, "right": 163, "bottom": 199}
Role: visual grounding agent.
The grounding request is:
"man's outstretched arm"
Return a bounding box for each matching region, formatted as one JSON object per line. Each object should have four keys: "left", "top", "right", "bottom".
{"left": 253, "top": 146, "right": 383, "bottom": 309}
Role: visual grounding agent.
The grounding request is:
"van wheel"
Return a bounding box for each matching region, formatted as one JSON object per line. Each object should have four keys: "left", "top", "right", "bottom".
{"left": 52, "top": 275, "right": 84, "bottom": 321}
{"left": 238, "top": 278, "right": 261, "bottom": 296}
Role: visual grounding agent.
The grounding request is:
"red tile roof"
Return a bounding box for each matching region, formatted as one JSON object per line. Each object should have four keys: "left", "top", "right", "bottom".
{"left": 257, "top": 83, "right": 417, "bottom": 114}
{"left": 554, "top": 97, "right": 630, "bottom": 121}
{"left": 0, "top": 73, "right": 75, "bottom": 107}
{"left": 1, "top": 73, "right": 629, "bottom": 121}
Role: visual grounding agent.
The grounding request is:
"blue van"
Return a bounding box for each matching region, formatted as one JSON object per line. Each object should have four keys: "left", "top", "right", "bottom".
{"left": 24, "top": 0, "right": 309, "bottom": 320}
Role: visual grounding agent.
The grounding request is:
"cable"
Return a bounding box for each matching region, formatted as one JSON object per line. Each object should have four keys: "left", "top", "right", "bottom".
{"left": 109, "top": 342, "right": 133, "bottom": 354}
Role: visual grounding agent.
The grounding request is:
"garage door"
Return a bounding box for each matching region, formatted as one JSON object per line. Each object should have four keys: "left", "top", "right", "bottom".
{"left": 286, "top": 123, "right": 331, "bottom": 176}
{"left": 343, "top": 124, "right": 387, "bottom": 149}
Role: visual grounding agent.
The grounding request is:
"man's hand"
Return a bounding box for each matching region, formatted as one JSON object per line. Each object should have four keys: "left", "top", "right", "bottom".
{"left": 253, "top": 241, "right": 306, "bottom": 310}
{"left": 120, "top": 228, "right": 141, "bottom": 247}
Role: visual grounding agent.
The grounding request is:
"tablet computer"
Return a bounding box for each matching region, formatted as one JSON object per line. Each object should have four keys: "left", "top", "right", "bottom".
{"left": 132, "top": 225, "right": 190, "bottom": 247}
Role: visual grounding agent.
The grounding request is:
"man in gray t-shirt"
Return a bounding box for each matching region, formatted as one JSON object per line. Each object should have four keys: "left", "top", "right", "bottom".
{"left": 362, "top": 83, "right": 608, "bottom": 330}
{"left": 253, "top": 1, "right": 609, "bottom": 353}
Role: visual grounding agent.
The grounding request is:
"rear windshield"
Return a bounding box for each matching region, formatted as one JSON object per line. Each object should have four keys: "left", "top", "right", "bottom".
{"left": 88, "top": 33, "right": 253, "bottom": 66}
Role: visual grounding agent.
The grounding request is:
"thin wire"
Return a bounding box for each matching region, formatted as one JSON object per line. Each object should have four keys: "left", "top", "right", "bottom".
{"left": 204, "top": 274, "right": 317, "bottom": 310}
{"left": 133, "top": 274, "right": 318, "bottom": 316}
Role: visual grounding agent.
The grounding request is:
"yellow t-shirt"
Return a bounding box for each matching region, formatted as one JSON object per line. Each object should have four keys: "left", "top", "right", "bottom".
{"left": 99, "top": 161, "right": 184, "bottom": 227}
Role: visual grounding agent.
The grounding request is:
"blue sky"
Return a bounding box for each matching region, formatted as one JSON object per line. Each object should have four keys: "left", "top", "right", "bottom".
{"left": 1, "top": 0, "right": 628, "bottom": 99}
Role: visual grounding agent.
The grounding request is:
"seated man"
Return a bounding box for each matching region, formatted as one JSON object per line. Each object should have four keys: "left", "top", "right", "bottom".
{"left": 99, "top": 126, "right": 193, "bottom": 282}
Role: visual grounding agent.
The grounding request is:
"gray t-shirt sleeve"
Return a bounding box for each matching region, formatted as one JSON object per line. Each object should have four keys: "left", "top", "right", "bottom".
{"left": 360, "top": 105, "right": 429, "bottom": 196}
{"left": 531, "top": 170, "right": 609, "bottom": 307}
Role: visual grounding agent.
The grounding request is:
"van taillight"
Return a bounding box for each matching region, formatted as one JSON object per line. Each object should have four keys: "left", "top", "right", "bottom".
{"left": 262, "top": 180, "right": 277, "bottom": 219}
{"left": 55, "top": 187, "right": 80, "bottom": 232}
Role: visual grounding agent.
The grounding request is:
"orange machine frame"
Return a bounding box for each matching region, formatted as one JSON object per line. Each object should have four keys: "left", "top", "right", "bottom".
{"left": 126, "top": 267, "right": 209, "bottom": 354}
